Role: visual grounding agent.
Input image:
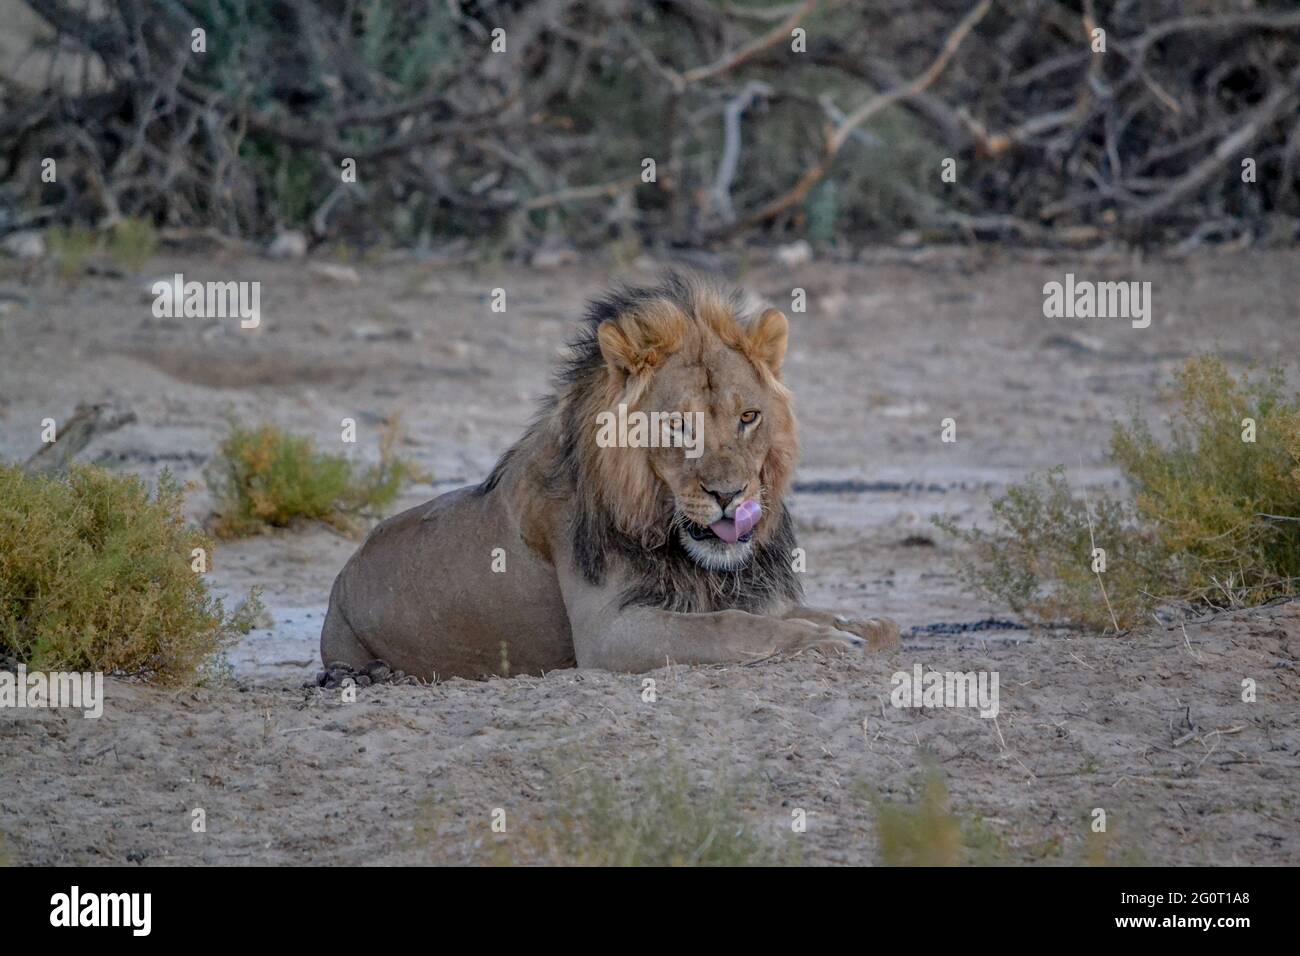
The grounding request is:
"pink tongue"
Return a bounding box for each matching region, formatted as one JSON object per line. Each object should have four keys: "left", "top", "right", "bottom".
{"left": 710, "top": 499, "right": 762, "bottom": 544}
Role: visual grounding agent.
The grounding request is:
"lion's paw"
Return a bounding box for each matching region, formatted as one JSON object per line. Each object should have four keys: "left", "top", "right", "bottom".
{"left": 833, "top": 616, "right": 901, "bottom": 652}
{"left": 791, "top": 625, "right": 867, "bottom": 657}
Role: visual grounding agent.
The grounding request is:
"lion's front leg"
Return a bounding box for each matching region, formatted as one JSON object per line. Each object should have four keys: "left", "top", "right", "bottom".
{"left": 569, "top": 606, "right": 868, "bottom": 673}
{"left": 780, "top": 605, "right": 902, "bottom": 652}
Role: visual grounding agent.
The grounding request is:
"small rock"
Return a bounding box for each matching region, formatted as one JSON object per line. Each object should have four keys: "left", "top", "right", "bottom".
{"left": 1041, "top": 331, "right": 1106, "bottom": 355}
{"left": 878, "top": 402, "right": 930, "bottom": 418}
{"left": 307, "top": 261, "right": 361, "bottom": 285}
{"left": 1, "top": 230, "right": 46, "bottom": 260}
{"left": 773, "top": 239, "right": 813, "bottom": 266}
{"left": 530, "top": 246, "right": 579, "bottom": 269}
{"left": 267, "top": 230, "right": 308, "bottom": 260}
{"left": 319, "top": 661, "right": 359, "bottom": 689}
{"left": 349, "top": 322, "right": 414, "bottom": 342}
{"left": 349, "top": 322, "right": 385, "bottom": 340}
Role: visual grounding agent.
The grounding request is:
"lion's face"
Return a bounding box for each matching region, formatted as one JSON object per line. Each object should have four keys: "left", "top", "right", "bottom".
{"left": 591, "top": 296, "right": 797, "bottom": 572}
{"left": 639, "top": 343, "right": 794, "bottom": 569}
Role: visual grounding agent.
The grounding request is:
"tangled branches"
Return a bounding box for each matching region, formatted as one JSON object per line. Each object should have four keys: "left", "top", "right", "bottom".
{"left": 2, "top": 0, "right": 1298, "bottom": 252}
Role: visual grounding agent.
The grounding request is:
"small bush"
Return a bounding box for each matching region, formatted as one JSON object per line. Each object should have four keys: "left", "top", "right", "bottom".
{"left": 1079, "top": 825, "right": 1147, "bottom": 867}
{"left": 207, "top": 419, "right": 428, "bottom": 538}
{"left": 1113, "top": 357, "right": 1300, "bottom": 604}
{"left": 46, "top": 225, "right": 97, "bottom": 283}
{"left": 0, "top": 464, "right": 260, "bottom": 682}
{"left": 869, "top": 770, "right": 1004, "bottom": 866}
{"left": 105, "top": 217, "right": 158, "bottom": 273}
{"left": 465, "top": 757, "right": 798, "bottom": 866}
{"left": 936, "top": 357, "right": 1300, "bottom": 630}
{"left": 934, "top": 468, "right": 1166, "bottom": 630}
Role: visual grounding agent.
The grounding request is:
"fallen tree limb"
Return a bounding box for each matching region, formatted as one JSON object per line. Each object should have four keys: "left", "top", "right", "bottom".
{"left": 24, "top": 403, "right": 138, "bottom": 475}
{"left": 711, "top": 0, "right": 992, "bottom": 237}
{"left": 1125, "top": 70, "right": 1300, "bottom": 225}
{"left": 681, "top": 0, "right": 819, "bottom": 87}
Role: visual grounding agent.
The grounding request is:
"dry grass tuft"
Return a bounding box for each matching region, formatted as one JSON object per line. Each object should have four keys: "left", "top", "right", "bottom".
{"left": 206, "top": 418, "right": 428, "bottom": 538}
{"left": 936, "top": 357, "right": 1300, "bottom": 630}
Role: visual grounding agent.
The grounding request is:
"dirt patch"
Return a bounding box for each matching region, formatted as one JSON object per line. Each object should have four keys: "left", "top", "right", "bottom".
{"left": 115, "top": 345, "right": 494, "bottom": 390}
{"left": 2, "top": 601, "right": 1296, "bottom": 866}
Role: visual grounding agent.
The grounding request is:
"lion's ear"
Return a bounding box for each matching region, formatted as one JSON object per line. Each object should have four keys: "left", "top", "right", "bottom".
{"left": 597, "top": 321, "right": 638, "bottom": 376}
{"left": 748, "top": 308, "right": 789, "bottom": 373}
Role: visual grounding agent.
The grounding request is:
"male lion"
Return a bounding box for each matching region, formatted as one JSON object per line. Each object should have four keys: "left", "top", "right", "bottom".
{"left": 321, "top": 274, "right": 899, "bottom": 678}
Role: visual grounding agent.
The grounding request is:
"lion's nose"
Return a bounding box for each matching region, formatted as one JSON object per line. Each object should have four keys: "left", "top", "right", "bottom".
{"left": 703, "top": 485, "right": 743, "bottom": 510}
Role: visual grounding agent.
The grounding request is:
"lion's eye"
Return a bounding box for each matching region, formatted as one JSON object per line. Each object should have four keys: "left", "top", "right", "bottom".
{"left": 740, "top": 410, "right": 761, "bottom": 427}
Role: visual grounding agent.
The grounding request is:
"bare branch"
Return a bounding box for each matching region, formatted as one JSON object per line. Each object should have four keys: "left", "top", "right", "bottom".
{"left": 1126, "top": 70, "right": 1300, "bottom": 225}
{"left": 682, "top": 0, "right": 819, "bottom": 87}
{"left": 715, "top": 0, "right": 992, "bottom": 236}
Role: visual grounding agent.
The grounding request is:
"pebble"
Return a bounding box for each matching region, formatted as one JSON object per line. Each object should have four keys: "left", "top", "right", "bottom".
{"left": 267, "top": 230, "right": 308, "bottom": 260}
{"left": 1, "top": 230, "right": 45, "bottom": 260}
{"left": 308, "top": 261, "right": 361, "bottom": 285}
{"left": 773, "top": 239, "right": 813, "bottom": 266}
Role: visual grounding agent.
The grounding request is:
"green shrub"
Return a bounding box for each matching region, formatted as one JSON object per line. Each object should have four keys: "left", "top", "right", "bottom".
{"left": 1113, "top": 357, "right": 1300, "bottom": 605}
{"left": 0, "top": 465, "right": 260, "bottom": 682}
{"left": 936, "top": 357, "right": 1300, "bottom": 630}
{"left": 44, "top": 220, "right": 157, "bottom": 280}
{"left": 1078, "top": 821, "right": 1148, "bottom": 867}
{"left": 46, "top": 225, "right": 97, "bottom": 283}
{"left": 869, "top": 769, "right": 1005, "bottom": 866}
{"left": 468, "top": 757, "right": 799, "bottom": 866}
{"left": 934, "top": 468, "right": 1165, "bottom": 630}
{"left": 105, "top": 217, "right": 158, "bottom": 272}
{"left": 207, "top": 419, "right": 428, "bottom": 538}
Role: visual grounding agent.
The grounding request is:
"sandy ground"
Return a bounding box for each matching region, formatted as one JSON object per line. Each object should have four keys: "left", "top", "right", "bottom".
{"left": 1, "top": 246, "right": 1298, "bottom": 865}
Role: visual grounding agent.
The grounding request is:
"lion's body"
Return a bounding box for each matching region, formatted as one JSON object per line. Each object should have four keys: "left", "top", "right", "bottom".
{"left": 322, "top": 275, "right": 898, "bottom": 679}
{"left": 321, "top": 485, "right": 574, "bottom": 679}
